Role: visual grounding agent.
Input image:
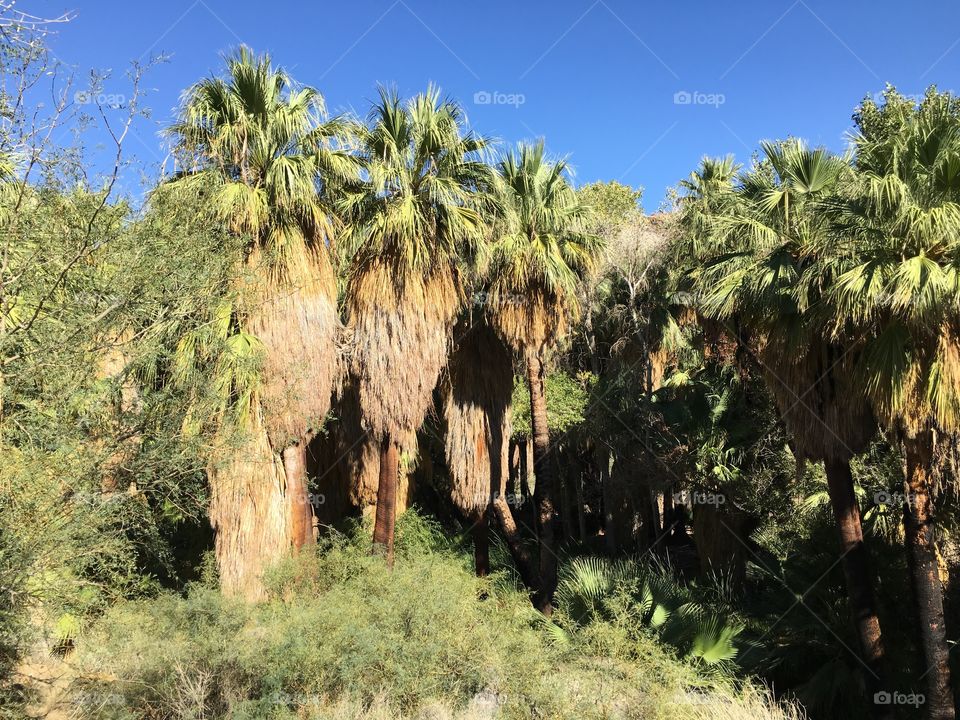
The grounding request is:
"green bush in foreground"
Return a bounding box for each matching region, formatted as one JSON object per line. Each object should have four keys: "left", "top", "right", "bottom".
{"left": 70, "top": 513, "right": 801, "bottom": 719}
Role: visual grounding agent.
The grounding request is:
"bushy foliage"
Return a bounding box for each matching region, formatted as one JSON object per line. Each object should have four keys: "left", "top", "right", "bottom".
{"left": 69, "top": 511, "right": 797, "bottom": 720}
{"left": 552, "top": 556, "right": 745, "bottom": 669}
{"left": 0, "top": 177, "right": 240, "bottom": 679}
{"left": 511, "top": 370, "right": 592, "bottom": 437}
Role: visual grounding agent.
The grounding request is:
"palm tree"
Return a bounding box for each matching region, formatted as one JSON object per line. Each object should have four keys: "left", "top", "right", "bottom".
{"left": 486, "top": 141, "right": 602, "bottom": 614}
{"left": 827, "top": 88, "right": 960, "bottom": 719}
{"left": 684, "top": 144, "right": 893, "bottom": 718}
{"left": 168, "top": 48, "right": 351, "bottom": 599}
{"left": 340, "top": 87, "right": 493, "bottom": 566}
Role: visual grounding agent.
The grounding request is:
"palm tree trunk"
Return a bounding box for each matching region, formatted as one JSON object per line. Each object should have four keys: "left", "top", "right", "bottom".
{"left": 282, "top": 442, "right": 315, "bottom": 550}
{"left": 209, "top": 425, "right": 290, "bottom": 602}
{"left": 508, "top": 439, "right": 520, "bottom": 504}
{"left": 902, "top": 433, "right": 955, "bottom": 720}
{"left": 555, "top": 448, "right": 572, "bottom": 542}
{"left": 573, "top": 455, "right": 587, "bottom": 543}
{"left": 526, "top": 351, "right": 558, "bottom": 615}
{"left": 514, "top": 438, "right": 530, "bottom": 506}
{"left": 635, "top": 479, "right": 656, "bottom": 554}
{"left": 649, "top": 487, "right": 662, "bottom": 544}
{"left": 491, "top": 492, "right": 539, "bottom": 590}
{"left": 373, "top": 436, "right": 399, "bottom": 568}
{"left": 823, "top": 458, "right": 892, "bottom": 720}
{"left": 473, "top": 510, "right": 490, "bottom": 577}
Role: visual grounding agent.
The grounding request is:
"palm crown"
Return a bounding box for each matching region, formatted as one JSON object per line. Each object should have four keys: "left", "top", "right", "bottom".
{"left": 167, "top": 47, "right": 347, "bottom": 446}
{"left": 829, "top": 90, "right": 960, "bottom": 433}
{"left": 688, "top": 141, "right": 875, "bottom": 464}
{"left": 487, "top": 140, "right": 601, "bottom": 351}
{"left": 341, "top": 85, "right": 493, "bottom": 282}
{"left": 169, "top": 46, "right": 353, "bottom": 282}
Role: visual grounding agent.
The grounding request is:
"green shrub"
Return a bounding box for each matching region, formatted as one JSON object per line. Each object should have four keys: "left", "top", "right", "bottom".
{"left": 69, "top": 512, "right": 800, "bottom": 720}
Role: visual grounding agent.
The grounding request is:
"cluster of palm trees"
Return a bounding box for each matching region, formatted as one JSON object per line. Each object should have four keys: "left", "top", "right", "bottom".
{"left": 679, "top": 87, "right": 960, "bottom": 720}
{"left": 164, "top": 49, "right": 960, "bottom": 718}
{"left": 166, "top": 49, "right": 600, "bottom": 613}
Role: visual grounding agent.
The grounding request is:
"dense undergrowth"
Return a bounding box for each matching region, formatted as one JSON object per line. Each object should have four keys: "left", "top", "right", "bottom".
{"left": 62, "top": 511, "right": 801, "bottom": 720}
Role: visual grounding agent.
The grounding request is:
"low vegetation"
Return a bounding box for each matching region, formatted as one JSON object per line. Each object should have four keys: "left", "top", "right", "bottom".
{"left": 65, "top": 512, "right": 795, "bottom": 720}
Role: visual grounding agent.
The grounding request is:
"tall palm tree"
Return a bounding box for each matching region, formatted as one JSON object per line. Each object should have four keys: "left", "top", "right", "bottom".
{"left": 684, "top": 144, "right": 892, "bottom": 718}
{"left": 168, "top": 47, "right": 352, "bottom": 599}
{"left": 340, "top": 86, "right": 493, "bottom": 566}
{"left": 486, "top": 141, "right": 602, "bottom": 614}
{"left": 828, "top": 88, "right": 960, "bottom": 719}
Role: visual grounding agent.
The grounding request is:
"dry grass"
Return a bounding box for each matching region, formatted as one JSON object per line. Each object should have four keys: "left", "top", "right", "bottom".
{"left": 677, "top": 687, "right": 806, "bottom": 720}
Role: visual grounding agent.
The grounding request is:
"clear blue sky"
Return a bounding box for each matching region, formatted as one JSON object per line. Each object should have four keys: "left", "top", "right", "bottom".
{"left": 44, "top": 0, "right": 960, "bottom": 208}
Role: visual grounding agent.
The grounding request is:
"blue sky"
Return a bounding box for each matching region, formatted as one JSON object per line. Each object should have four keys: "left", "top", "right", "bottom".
{"left": 44, "top": 0, "right": 960, "bottom": 208}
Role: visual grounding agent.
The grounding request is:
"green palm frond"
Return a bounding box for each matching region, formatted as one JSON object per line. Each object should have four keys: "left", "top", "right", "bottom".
{"left": 340, "top": 85, "right": 494, "bottom": 282}
{"left": 485, "top": 140, "right": 603, "bottom": 350}
{"left": 168, "top": 45, "right": 351, "bottom": 280}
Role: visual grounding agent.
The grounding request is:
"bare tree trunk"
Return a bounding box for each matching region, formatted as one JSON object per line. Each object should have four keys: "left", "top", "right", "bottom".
{"left": 823, "top": 458, "right": 893, "bottom": 720}
{"left": 648, "top": 487, "right": 662, "bottom": 544}
{"left": 634, "top": 479, "right": 656, "bottom": 554}
{"left": 573, "top": 455, "right": 587, "bottom": 543}
{"left": 508, "top": 439, "right": 520, "bottom": 504}
{"left": 526, "top": 439, "right": 535, "bottom": 497}
{"left": 556, "top": 447, "right": 572, "bottom": 543}
{"left": 373, "top": 437, "right": 399, "bottom": 568}
{"left": 282, "top": 442, "right": 315, "bottom": 550}
{"left": 691, "top": 500, "right": 747, "bottom": 587}
{"left": 518, "top": 438, "right": 529, "bottom": 503}
{"left": 491, "top": 416, "right": 539, "bottom": 593}
{"left": 902, "top": 434, "right": 954, "bottom": 720}
{"left": 527, "top": 351, "right": 558, "bottom": 615}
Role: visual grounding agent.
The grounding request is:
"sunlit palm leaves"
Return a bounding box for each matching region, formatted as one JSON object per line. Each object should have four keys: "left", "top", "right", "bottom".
{"left": 341, "top": 85, "right": 493, "bottom": 280}
{"left": 169, "top": 47, "right": 354, "bottom": 281}
{"left": 554, "top": 555, "right": 744, "bottom": 667}
{"left": 486, "top": 140, "right": 602, "bottom": 351}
